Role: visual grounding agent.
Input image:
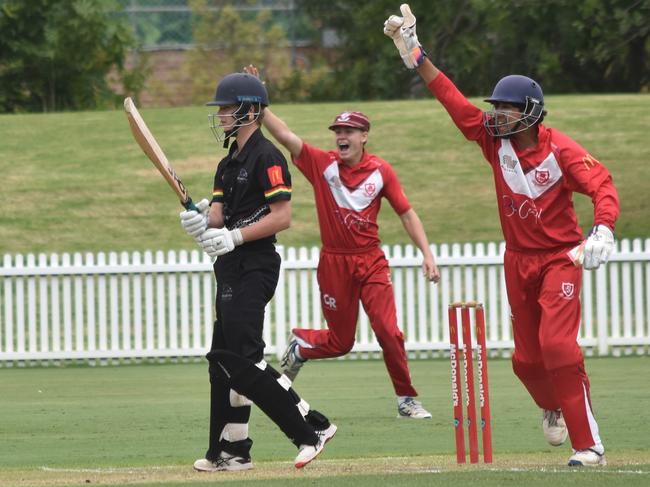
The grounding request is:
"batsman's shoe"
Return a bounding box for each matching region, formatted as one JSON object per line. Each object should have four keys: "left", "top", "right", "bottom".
{"left": 280, "top": 334, "right": 307, "bottom": 382}
{"left": 397, "top": 397, "right": 432, "bottom": 419}
{"left": 568, "top": 444, "right": 606, "bottom": 466}
{"left": 294, "top": 423, "right": 337, "bottom": 469}
{"left": 542, "top": 409, "right": 568, "bottom": 446}
{"left": 193, "top": 452, "right": 253, "bottom": 472}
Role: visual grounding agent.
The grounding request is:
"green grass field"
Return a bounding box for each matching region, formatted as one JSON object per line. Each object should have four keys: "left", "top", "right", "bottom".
{"left": 1, "top": 94, "right": 649, "bottom": 254}
{"left": 1, "top": 357, "right": 649, "bottom": 486}
{"left": 1, "top": 95, "right": 649, "bottom": 486}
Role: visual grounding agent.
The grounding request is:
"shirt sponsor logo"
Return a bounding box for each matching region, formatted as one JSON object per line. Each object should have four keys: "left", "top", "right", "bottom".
{"left": 502, "top": 195, "right": 543, "bottom": 223}
{"left": 343, "top": 212, "right": 371, "bottom": 230}
{"left": 221, "top": 284, "right": 233, "bottom": 302}
{"left": 267, "top": 165, "right": 284, "bottom": 186}
{"left": 501, "top": 154, "right": 518, "bottom": 172}
{"left": 329, "top": 174, "right": 343, "bottom": 188}
{"left": 582, "top": 154, "right": 599, "bottom": 170}
{"left": 323, "top": 294, "right": 337, "bottom": 310}
{"left": 561, "top": 282, "right": 575, "bottom": 299}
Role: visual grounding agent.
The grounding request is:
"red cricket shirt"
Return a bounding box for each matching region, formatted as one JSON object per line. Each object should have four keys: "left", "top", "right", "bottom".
{"left": 428, "top": 72, "right": 619, "bottom": 252}
{"left": 293, "top": 143, "right": 411, "bottom": 251}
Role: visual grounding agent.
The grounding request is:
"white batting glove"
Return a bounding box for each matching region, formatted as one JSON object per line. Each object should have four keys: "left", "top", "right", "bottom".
{"left": 383, "top": 4, "right": 426, "bottom": 69}
{"left": 180, "top": 198, "right": 209, "bottom": 240}
{"left": 583, "top": 224, "right": 615, "bottom": 270}
{"left": 198, "top": 227, "right": 244, "bottom": 258}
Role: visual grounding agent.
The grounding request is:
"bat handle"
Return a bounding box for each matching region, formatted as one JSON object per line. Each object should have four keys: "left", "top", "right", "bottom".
{"left": 182, "top": 198, "right": 199, "bottom": 212}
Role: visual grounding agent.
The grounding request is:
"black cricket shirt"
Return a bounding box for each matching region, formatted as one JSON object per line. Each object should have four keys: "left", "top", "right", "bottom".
{"left": 211, "top": 128, "right": 292, "bottom": 248}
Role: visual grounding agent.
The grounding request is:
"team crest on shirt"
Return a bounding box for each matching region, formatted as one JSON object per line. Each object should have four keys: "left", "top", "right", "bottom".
{"left": 364, "top": 182, "right": 376, "bottom": 197}
{"left": 561, "top": 282, "right": 575, "bottom": 299}
{"left": 534, "top": 169, "right": 550, "bottom": 186}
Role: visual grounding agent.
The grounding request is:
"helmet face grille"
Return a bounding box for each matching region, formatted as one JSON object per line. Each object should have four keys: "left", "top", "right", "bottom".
{"left": 483, "top": 97, "right": 544, "bottom": 138}
{"left": 207, "top": 101, "right": 264, "bottom": 145}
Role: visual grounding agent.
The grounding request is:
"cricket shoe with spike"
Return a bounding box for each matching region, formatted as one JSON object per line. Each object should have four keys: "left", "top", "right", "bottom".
{"left": 543, "top": 409, "right": 568, "bottom": 446}
{"left": 193, "top": 452, "right": 253, "bottom": 472}
{"left": 280, "top": 333, "right": 308, "bottom": 382}
{"left": 294, "top": 423, "right": 337, "bottom": 469}
{"left": 568, "top": 444, "right": 606, "bottom": 466}
{"left": 397, "top": 397, "right": 432, "bottom": 419}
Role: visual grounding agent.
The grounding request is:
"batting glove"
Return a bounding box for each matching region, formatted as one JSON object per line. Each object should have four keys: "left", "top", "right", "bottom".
{"left": 583, "top": 224, "right": 615, "bottom": 270}
{"left": 198, "top": 227, "right": 244, "bottom": 258}
{"left": 383, "top": 4, "right": 426, "bottom": 69}
{"left": 180, "top": 198, "right": 209, "bottom": 240}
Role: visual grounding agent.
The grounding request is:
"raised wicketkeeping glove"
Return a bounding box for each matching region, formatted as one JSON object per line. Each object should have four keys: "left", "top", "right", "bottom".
{"left": 583, "top": 224, "right": 615, "bottom": 270}
{"left": 383, "top": 4, "right": 426, "bottom": 69}
{"left": 180, "top": 198, "right": 209, "bottom": 239}
{"left": 198, "top": 227, "right": 244, "bottom": 258}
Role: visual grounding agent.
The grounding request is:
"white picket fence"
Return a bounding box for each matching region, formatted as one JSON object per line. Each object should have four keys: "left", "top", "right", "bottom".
{"left": 1, "top": 239, "right": 649, "bottom": 364}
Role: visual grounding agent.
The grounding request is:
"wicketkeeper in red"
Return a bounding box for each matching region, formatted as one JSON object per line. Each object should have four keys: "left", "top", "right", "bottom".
{"left": 384, "top": 4, "right": 619, "bottom": 466}
{"left": 244, "top": 65, "right": 441, "bottom": 419}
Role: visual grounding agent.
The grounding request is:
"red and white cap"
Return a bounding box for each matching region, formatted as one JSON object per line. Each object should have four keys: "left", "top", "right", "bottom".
{"left": 328, "top": 111, "right": 371, "bottom": 132}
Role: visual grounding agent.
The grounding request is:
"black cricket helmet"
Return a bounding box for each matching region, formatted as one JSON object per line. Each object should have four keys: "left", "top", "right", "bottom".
{"left": 207, "top": 72, "right": 268, "bottom": 147}
{"left": 207, "top": 73, "right": 269, "bottom": 107}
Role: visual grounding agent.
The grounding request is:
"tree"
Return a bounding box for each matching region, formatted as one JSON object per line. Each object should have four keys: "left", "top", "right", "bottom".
{"left": 0, "top": 0, "right": 144, "bottom": 112}
{"left": 295, "top": 0, "right": 650, "bottom": 100}
{"left": 186, "top": 0, "right": 292, "bottom": 105}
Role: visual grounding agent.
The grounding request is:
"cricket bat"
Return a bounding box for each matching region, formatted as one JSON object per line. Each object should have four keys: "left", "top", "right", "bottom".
{"left": 123, "top": 97, "right": 198, "bottom": 212}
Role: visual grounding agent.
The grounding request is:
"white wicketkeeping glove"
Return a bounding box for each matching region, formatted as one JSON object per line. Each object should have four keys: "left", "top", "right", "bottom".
{"left": 198, "top": 227, "right": 244, "bottom": 258}
{"left": 583, "top": 224, "right": 615, "bottom": 270}
{"left": 383, "top": 3, "right": 426, "bottom": 69}
{"left": 180, "top": 198, "right": 209, "bottom": 240}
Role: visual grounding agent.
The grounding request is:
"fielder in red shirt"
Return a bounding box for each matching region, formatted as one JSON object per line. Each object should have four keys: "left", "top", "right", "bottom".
{"left": 385, "top": 4, "right": 619, "bottom": 466}
{"left": 244, "top": 66, "right": 441, "bottom": 420}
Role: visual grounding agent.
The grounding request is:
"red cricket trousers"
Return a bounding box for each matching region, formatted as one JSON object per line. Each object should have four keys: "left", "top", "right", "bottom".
{"left": 293, "top": 246, "right": 418, "bottom": 397}
{"left": 505, "top": 247, "right": 603, "bottom": 450}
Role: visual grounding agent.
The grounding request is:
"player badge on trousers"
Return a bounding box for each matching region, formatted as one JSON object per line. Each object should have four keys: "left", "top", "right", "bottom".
{"left": 561, "top": 282, "right": 575, "bottom": 299}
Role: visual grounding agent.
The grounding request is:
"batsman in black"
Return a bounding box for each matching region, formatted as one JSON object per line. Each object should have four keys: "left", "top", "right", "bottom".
{"left": 179, "top": 72, "right": 337, "bottom": 471}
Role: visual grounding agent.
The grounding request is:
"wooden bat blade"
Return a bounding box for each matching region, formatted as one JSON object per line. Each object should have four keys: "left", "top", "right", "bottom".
{"left": 124, "top": 97, "right": 195, "bottom": 210}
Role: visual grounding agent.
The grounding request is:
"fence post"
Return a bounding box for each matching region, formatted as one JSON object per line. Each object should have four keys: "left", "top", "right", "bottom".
{"left": 3, "top": 254, "right": 14, "bottom": 354}
{"left": 275, "top": 246, "right": 287, "bottom": 359}
{"left": 132, "top": 251, "right": 143, "bottom": 353}
{"left": 86, "top": 252, "right": 96, "bottom": 353}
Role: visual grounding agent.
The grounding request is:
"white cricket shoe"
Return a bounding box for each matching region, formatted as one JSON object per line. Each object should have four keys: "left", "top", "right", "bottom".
{"left": 568, "top": 444, "right": 606, "bottom": 466}
{"left": 543, "top": 409, "right": 568, "bottom": 446}
{"left": 280, "top": 334, "right": 307, "bottom": 381}
{"left": 397, "top": 397, "right": 432, "bottom": 419}
{"left": 294, "top": 423, "right": 337, "bottom": 469}
{"left": 193, "top": 452, "right": 253, "bottom": 472}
